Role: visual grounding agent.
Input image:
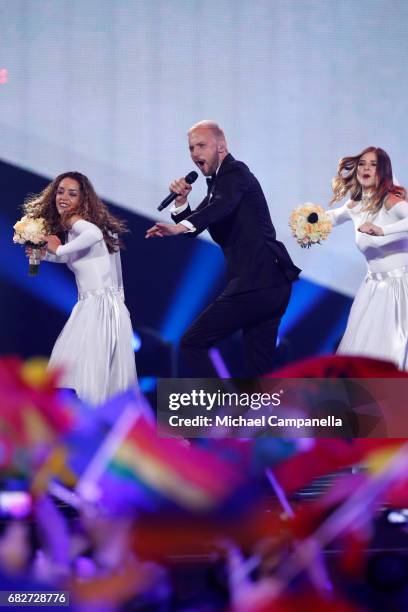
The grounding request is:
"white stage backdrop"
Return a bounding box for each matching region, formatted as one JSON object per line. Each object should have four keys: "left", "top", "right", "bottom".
{"left": 1, "top": 0, "right": 408, "bottom": 296}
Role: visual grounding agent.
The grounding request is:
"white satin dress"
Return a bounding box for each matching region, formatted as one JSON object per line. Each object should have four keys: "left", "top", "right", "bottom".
{"left": 46, "top": 219, "right": 137, "bottom": 404}
{"left": 327, "top": 200, "right": 408, "bottom": 370}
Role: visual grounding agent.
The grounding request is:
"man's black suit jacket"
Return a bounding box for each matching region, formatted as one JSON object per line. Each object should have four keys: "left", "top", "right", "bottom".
{"left": 172, "top": 153, "right": 301, "bottom": 295}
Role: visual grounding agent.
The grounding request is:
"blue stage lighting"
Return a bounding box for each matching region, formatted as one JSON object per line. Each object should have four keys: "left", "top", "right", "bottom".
{"left": 139, "top": 377, "right": 157, "bottom": 392}
{"left": 280, "top": 278, "right": 326, "bottom": 335}
{"left": 132, "top": 331, "right": 142, "bottom": 352}
{"left": 316, "top": 310, "right": 350, "bottom": 354}
{"left": 160, "top": 240, "right": 223, "bottom": 342}
{"left": 1, "top": 214, "right": 76, "bottom": 313}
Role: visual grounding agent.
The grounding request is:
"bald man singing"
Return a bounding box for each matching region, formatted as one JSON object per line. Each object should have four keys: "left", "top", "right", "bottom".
{"left": 146, "top": 121, "right": 300, "bottom": 377}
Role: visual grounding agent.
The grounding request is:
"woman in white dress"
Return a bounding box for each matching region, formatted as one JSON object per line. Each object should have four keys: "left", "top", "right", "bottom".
{"left": 327, "top": 146, "right": 408, "bottom": 369}
{"left": 24, "top": 172, "right": 137, "bottom": 404}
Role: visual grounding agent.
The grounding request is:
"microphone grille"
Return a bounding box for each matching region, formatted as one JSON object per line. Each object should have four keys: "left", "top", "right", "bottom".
{"left": 185, "top": 171, "right": 198, "bottom": 185}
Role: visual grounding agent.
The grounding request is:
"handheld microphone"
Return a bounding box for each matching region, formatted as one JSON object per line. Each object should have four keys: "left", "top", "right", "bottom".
{"left": 157, "top": 171, "right": 198, "bottom": 211}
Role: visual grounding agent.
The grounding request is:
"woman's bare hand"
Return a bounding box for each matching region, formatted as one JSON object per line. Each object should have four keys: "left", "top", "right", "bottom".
{"left": 45, "top": 235, "right": 62, "bottom": 254}
{"left": 25, "top": 245, "right": 46, "bottom": 259}
{"left": 358, "top": 222, "right": 384, "bottom": 236}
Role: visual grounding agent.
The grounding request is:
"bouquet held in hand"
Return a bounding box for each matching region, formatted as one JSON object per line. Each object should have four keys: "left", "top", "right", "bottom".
{"left": 13, "top": 215, "right": 47, "bottom": 275}
{"left": 289, "top": 203, "right": 332, "bottom": 248}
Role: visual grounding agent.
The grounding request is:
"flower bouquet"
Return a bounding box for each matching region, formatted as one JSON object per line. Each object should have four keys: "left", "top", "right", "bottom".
{"left": 289, "top": 203, "right": 332, "bottom": 248}
{"left": 13, "top": 215, "right": 47, "bottom": 275}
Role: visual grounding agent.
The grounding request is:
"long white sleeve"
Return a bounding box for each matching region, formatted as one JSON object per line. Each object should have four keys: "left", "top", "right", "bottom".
{"left": 56, "top": 220, "right": 103, "bottom": 256}
{"left": 44, "top": 251, "right": 69, "bottom": 263}
{"left": 325, "top": 202, "right": 353, "bottom": 226}
{"left": 382, "top": 202, "right": 408, "bottom": 235}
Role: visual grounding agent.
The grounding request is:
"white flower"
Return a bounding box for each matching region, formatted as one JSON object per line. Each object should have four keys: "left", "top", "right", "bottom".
{"left": 289, "top": 203, "right": 332, "bottom": 248}
{"left": 13, "top": 216, "right": 47, "bottom": 245}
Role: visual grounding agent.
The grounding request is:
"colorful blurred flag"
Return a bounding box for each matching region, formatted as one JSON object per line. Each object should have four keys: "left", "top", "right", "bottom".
{"left": 77, "top": 406, "right": 248, "bottom": 514}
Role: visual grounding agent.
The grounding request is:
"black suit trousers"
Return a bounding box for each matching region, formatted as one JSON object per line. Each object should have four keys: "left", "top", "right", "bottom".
{"left": 179, "top": 282, "right": 292, "bottom": 377}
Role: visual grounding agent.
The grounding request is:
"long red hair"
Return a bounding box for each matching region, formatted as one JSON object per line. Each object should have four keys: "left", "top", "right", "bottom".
{"left": 331, "top": 147, "right": 406, "bottom": 212}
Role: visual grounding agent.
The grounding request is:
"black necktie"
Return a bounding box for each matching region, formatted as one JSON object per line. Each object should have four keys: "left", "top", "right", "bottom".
{"left": 206, "top": 174, "right": 216, "bottom": 195}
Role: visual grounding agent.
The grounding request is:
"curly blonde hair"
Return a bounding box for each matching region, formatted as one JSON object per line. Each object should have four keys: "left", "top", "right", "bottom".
{"left": 23, "top": 172, "right": 127, "bottom": 253}
{"left": 331, "top": 146, "right": 406, "bottom": 213}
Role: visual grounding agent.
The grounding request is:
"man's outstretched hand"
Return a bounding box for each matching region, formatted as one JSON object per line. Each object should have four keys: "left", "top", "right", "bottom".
{"left": 145, "top": 222, "right": 189, "bottom": 239}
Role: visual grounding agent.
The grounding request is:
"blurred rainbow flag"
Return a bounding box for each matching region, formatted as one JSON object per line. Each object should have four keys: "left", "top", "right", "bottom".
{"left": 76, "top": 405, "right": 247, "bottom": 513}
